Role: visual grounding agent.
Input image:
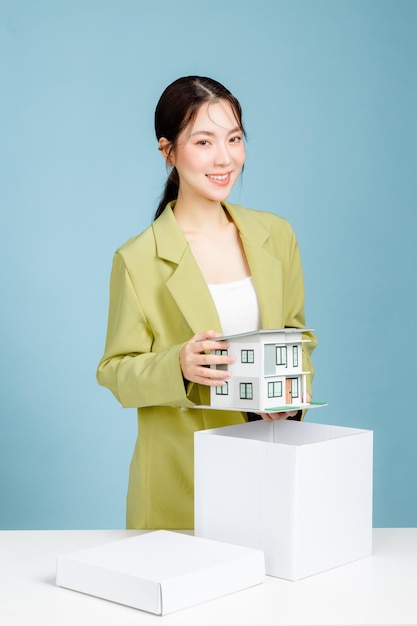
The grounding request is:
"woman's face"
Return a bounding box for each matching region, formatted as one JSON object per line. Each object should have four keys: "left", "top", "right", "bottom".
{"left": 166, "top": 99, "right": 246, "bottom": 206}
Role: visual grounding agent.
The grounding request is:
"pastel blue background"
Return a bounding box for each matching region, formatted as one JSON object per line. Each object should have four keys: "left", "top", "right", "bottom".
{"left": 1, "top": 0, "right": 416, "bottom": 529}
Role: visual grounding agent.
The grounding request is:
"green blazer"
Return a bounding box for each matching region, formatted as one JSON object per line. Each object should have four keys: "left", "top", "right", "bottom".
{"left": 97, "top": 202, "right": 317, "bottom": 529}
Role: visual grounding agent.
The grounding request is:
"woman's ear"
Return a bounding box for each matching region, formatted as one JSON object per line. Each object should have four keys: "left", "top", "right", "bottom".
{"left": 158, "top": 138, "right": 175, "bottom": 166}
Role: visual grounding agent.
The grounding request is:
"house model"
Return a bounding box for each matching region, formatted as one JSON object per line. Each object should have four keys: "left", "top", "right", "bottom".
{"left": 209, "top": 328, "right": 324, "bottom": 413}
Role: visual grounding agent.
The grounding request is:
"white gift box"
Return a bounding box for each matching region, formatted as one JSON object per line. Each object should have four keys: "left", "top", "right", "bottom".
{"left": 195, "top": 420, "right": 373, "bottom": 581}
{"left": 56, "top": 530, "right": 265, "bottom": 615}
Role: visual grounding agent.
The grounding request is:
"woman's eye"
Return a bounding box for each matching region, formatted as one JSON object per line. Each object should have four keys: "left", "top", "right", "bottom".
{"left": 197, "top": 140, "right": 210, "bottom": 146}
{"left": 230, "top": 135, "right": 242, "bottom": 143}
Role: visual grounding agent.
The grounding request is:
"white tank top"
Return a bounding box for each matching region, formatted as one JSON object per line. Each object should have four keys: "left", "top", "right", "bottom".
{"left": 207, "top": 276, "right": 261, "bottom": 336}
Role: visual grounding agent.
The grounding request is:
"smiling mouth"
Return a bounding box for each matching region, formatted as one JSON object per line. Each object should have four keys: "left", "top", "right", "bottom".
{"left": 207, "top": 173, "right": 231, "bottom": 182}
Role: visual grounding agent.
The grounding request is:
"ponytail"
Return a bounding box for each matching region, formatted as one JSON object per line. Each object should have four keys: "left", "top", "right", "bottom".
{"left": 154, "top": 167, "right": 179, "bottom": 220}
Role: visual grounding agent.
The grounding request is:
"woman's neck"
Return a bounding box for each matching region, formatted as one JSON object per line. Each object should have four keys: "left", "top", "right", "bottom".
{"left": 173, "top": 198, "right": 231, "bottom": 234}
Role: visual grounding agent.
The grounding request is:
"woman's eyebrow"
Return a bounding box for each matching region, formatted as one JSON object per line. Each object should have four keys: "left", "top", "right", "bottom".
{"left": 189, "top": 127, "right": 242, "bottom": 137}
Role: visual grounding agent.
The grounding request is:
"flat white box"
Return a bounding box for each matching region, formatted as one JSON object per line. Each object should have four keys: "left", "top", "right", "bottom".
{"left": 56, "top": 530, "right": 265, "bottom": 615}
{"left": 195, "top": 420, "right": 373, "bottom": 581}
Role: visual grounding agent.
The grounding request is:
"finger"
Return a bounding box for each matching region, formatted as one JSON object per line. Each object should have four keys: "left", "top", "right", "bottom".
{"left": 193, "top": 353, "right": 235, "bottom": 368}
{"left": 194, "top": 339, "right": 231, "bottom": 354}
{"left": 184, "top": 342, "right": 225, "bottom": 361}
{"left": 256, "top": 411, "right": 297, "bottom": 421}
{"left": 192, "top": 371, "right": 231, "bottom": 387}
{"left": 257, "top": 412, "right": 273, "bottom": 422}
{"left": 192, "top": 330, "right": 224, "bottom": 343}
{"left": 183, "top": 357, "right": 232, "bottom": 385}
{"left": 271, "top": 413, "right": 289, "bottom": 420}
{"left": 195, "top": 378, "right": 230, "bottom": 387}
{"left": 271, "top": 411, "right": 298, "bottom": 420}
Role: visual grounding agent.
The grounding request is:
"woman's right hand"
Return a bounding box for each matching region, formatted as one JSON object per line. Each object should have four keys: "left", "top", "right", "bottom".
{"left": 179, "top": 330, "right": 235, "bottom": 386}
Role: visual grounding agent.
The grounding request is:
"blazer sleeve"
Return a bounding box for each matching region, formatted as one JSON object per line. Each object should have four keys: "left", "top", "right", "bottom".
{"left": 96, "top": 252, "right": 195, "bottom": 409}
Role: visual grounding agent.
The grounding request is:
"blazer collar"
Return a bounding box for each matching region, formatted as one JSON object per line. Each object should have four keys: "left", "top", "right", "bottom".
{"left": 152, "top": 202, "right": 283, "bottom": 333}
{"left": 152, "top": 200, "right": 271, "bottom": 259}
{"left": 152, "top": 202, "right": 188, "bottom": 264}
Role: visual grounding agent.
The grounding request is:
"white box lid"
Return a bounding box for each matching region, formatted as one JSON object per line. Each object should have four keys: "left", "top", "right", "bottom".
{"left": 56, "top": 530, "right": 265, "bottom": 615}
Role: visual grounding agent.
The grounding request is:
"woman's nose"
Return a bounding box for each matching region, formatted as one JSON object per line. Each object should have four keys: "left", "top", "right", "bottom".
{"left": 213, "top": 142, "right": 232, "bottom": 166}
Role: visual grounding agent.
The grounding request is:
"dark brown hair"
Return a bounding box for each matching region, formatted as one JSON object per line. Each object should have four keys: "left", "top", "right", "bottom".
{"left": 154, "top": 76, "right": 246, "bottom": 220}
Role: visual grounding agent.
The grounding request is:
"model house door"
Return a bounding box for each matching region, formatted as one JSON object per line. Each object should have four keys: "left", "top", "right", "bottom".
{"left": 286, "top": 379, "right": 292, "bottom": 403}
{"left": 286, "top": 378, "right": 299, "bottom": 403}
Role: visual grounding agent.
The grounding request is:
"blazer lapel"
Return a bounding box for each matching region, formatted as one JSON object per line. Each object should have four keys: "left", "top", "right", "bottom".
{"left": 225, "top": 203, "right": 284, "bottom": 330}
{"left": 153, "top": 205, "right": 222, "bottom": 335}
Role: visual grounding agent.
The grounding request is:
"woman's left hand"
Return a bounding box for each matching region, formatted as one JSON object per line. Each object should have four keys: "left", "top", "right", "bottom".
{"left": 256, "top": 392, "right": 311, "bottom": 422}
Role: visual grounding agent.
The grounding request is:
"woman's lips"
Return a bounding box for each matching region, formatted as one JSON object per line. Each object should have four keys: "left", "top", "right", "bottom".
{"left": 206, "top": 172, "right": 231, "bottom": 185}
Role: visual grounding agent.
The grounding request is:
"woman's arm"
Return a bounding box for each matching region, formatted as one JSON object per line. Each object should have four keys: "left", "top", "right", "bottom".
{"left": 97, "top": 252, "right": 193, "bottom": 409}
{"left": 96, "top": 253, "right": 235, "bottom": 409}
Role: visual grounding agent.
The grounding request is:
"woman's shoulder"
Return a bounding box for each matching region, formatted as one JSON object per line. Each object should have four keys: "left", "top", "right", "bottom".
{"left": 113, "top": 223, "right": 156, "bottom": 262}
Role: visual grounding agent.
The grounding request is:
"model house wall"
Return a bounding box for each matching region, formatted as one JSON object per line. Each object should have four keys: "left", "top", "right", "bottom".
{"left": 210, "top": 328, "right": 312, "bottom": 412}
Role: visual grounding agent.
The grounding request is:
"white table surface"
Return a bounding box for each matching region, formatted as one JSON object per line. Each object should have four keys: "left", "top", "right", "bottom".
{"left": 1, "top": 528, "right": 416, "bottom": 625}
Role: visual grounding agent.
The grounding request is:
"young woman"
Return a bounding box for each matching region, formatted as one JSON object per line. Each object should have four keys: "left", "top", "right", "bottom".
{"left": 97, "top": 76, "right": 317, "bottom": 530}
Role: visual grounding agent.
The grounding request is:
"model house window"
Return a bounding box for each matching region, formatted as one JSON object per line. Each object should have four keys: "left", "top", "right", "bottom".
{"left": 291, "top": 378, "right": 299, "bottom": 398}
{"left": 276, "top": 346, "right": 287, "bottom": 366}
{"left": 292, "top": 346, "right": 299, "bottom": 367}
{"left": 216, "top": 383, "right": 229, "bottom": 396}
{"left": 214, "top": 349, "right": 228, "bottom": 372}
{"left": 240, "top": 382, "right": 253, "bottom": 400}
{"left": 241, "top": 349, "right": 254, "bottom": 364}
{"left": 268, "top": 381, "right": 282, "bottom": 398}
{"left": 264, "top": 344, "right": 276, "bottom": 375}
